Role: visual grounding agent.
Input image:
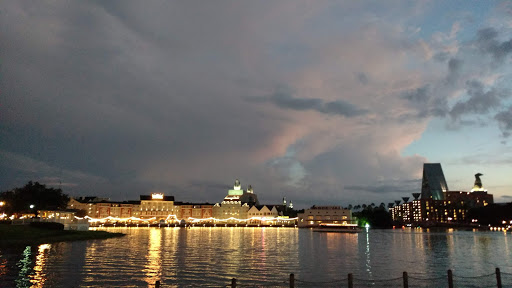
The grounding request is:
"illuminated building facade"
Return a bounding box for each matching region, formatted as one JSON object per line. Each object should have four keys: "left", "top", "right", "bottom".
{"left": 247, "top": 205, "right": 280, "bottom": 225}
{"left": 392, "top": 171, "right": 494, "bottom": 225}
{"left": 175, "top": 203, "right": 213, "bottom": 220}
{"left": 212, "top": 179, "right": 251, "bottom": 221}
{"left": 38, "top": 210, "right": 90, "bottom": 230}
{"left": 140, "top": 194, "right": 175, "bottom": 220}
{"left": 66, "top": 180, "right": 297, "bottom": 225}
{"left": 96, "top": 202, "right": 140, "bottom": 218}
{"left": 68, "top": 197, "right": 110, "bottom": 217}
{"left": 297, "top": 206, "right": 353, "bottom": 228}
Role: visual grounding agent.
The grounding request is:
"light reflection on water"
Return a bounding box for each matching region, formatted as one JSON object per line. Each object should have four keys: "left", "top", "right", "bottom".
{"left": 143, "top": 228, "right": 162, "bottom": 285}
{"left": 30, "top": 244, "right": 51, "bottom": 287}
{"left": 0, "top": 228, "right": 511, "bottom": 287}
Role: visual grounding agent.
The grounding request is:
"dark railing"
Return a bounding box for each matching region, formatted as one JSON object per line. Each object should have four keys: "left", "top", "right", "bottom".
{"left": 152, "top": 267, "right": 511, "bottom": 287}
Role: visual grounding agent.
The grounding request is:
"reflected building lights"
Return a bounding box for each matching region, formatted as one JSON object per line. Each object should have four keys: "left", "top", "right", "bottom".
{"left": 144, "top": 228, "right": 162, "bottom": 285}
{"left": 30, "top": 244, "right": 51, "bottom": 287}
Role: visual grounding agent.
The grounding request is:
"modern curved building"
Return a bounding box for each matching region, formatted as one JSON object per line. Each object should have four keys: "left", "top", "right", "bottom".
{"left": 420, "top": 163, "right": 449, "bottom": 200}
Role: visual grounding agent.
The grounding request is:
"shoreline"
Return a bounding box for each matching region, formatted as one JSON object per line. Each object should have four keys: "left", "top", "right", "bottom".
{"left": 0, "top": 224, "right": 125, "bottom": 247}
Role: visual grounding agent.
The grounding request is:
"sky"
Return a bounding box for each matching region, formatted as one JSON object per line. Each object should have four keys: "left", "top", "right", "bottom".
{"left": 1, "top": 1, "right": 512, "bottom": 208}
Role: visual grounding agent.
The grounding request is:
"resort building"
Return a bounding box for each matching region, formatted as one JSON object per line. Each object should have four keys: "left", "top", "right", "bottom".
{"left": 68, "top": 196, "right": 110, "bottom": 217}
{"left": 96, "top": 201, "right": 141, "bottom": 218}
{"left": 391, "top": 168, "right": 494, "bottom": 225}
{"left": 297, "top": 206, "right": 353, "bottom": 228}
{"left": 139, "top": 194, "right": 175, "bottom": 220}
{"left": 247, "top": 205, "right": 280, "bottom": 225}
{"left": 64, "top": 179, "right": 297, "bottom": 226}
{"left": 212, "top": 179, "right": 251, "bottom": 221}
{"left": 175, "top": 202, "right": 214, "bottom": 221}
{"left": 421, "top": 163, "right": 449, "bottom": 200}
{"left": 37, "top": 210, "right": 89, "bottom": 230}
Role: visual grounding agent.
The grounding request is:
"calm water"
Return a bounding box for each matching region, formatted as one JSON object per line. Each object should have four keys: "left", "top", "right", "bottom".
{"left": 1, "top": 227, "right": 511, "bottom": 287}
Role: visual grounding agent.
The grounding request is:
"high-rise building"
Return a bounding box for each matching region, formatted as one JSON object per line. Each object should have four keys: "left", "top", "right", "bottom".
{"left": 420, "top": 163, "right": 449, "bottom": 200}
{"left": 392, "top": 168, "right": 494, "bottom": 225}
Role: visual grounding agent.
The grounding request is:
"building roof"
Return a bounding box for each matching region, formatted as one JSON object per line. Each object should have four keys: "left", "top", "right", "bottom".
{"left": 174, "top": 201, "right": 214, "bottom": 206}
{"left": 140, "top": 195, "right": 175, "bottom": 201}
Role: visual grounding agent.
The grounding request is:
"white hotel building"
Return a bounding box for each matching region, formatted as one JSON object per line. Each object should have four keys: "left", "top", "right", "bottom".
{"left": 297, "top": 206, "right": 353, "bottom": 228}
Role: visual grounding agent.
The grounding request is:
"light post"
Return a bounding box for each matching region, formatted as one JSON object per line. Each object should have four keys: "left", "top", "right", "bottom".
{"left": 0, "top": 201, "right": 5, "bottom": 219}
{"left": 29, "top": 204, "right": 36, "bottom": 218}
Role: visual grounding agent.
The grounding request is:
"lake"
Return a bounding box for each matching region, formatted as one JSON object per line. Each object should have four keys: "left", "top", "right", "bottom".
{"left": 1, "top": 227, "right": 511, "bottom": 287}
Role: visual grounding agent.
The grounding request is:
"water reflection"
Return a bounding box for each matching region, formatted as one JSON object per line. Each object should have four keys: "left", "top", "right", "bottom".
{"left": 365, "top": 228, "right": 372, "bottom": 279}
{"left": 144, "top": 228, "right": 162, "bottom": 285}
{"left": 16, "top": 246, "right": 32, "bottom": 287}
{"left": 29, "top": 244, "right": 51, "bottom": 287}
{"left": 1, "top": 229, "right": 511, "bottom": 287}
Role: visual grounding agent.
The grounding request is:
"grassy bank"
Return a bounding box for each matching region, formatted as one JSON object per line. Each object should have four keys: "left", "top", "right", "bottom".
{"left": 0, "top": 224, "right": 125, "bottom": 246}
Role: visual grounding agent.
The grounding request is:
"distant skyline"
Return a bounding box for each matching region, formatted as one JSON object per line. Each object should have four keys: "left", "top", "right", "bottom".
{"left": 2, "top": 1, "right": 512, "bottom": 208}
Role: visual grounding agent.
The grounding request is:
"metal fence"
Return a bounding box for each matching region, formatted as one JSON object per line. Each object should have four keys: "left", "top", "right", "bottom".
{"left": 151, "top": 268, "right": 511, "bottom": 287}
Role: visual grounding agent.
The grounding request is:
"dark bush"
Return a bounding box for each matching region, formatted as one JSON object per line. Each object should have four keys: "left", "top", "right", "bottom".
{"left": 0, "top": 220, "right": 12, "bottom": 225}
{"left": 30, "top": 221, "right": 65, "bottom": 230}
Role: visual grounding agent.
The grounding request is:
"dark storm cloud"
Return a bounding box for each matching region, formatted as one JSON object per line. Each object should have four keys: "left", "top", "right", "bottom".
{"left": 344, "top": 179, "right": 421, "bottom": 194}
{"left": 402, "top": 85, "right": 430, "bottom": 103}
{"left": 433, "top": 52, "right": 450, "bottom": 62}
{"left": 402, "top": 25, "right": 512, "bottom": 127}
{"left": 400, "top": 85, "right": 449, "bottom": 118}
{"left": 356, "top": 72, "right": 369, "bottom": 85}
{"left": 446, "top": 58, "right": 463, "bottom": 83}
{"left": 450, "top": 80, "right": 509, "bottom": 119}
{"left": 0, "top": 1, "right": 291, "bottom": 201}
{"left": 476, "top": 27, "right": 512, "bottom": 61}
{"left": 495, "top": 107, "right": 512, "bottom": 137}
{"left": 2, "top": 1, "right": 511, "bottom": 205}
{"left": 248, "top": 89, "right": 368, "bottom": 117}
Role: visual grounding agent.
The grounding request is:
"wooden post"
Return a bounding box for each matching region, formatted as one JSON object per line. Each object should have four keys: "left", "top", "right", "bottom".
{"left": 496, "top": 268, "right": 502, "bottom": 288}
{"left": 231, "top": 278, "right": 236, "bottom": 288}
{"left": 289, "top": 273, "right": 295, "bottom": 288}
{"left": 447, "top": 269, "right": 453, "bottom": 288}
{"left": 403, "top": 271, "right": 408, "bottom": 288}
{"left": 155, "top": 280, "right": 160, "bottom": 288}
{"left": 348, "top": 273, "right": 353, "bottom": 288}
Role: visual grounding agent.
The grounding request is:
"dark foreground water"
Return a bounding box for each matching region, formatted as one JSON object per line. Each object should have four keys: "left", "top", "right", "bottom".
{"left": 1, "top": 227, "right": 511, "bottom": 287}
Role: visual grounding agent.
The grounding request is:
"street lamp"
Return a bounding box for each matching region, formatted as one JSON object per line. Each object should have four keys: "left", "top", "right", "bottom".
{"left": 0, "top": 201, "right": 4, "bottom": 207}
{"left": 30, "top": 204, "right": 35, "bottom": 209}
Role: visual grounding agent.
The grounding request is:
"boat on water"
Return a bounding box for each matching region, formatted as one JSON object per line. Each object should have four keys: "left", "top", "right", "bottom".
{"left": 312, "top": 223, "right": 362, "bottom": 233}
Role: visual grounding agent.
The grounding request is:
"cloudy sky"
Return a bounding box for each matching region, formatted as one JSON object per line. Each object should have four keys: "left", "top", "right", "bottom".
{"left": 2, "top": 1, "right": 512, "bottom": 207}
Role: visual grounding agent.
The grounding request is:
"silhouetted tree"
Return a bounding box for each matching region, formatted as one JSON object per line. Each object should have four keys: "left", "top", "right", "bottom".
{"left": 353, "top": 205, "right": 393, "bottom": 228}
{"left": 0, "top": 181, "right": 69, "bottom": 216}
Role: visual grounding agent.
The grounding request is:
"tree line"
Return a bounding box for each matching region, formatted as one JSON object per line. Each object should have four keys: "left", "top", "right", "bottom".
{"left": 0, "top": 181, "right": 70, "bottom": 216}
